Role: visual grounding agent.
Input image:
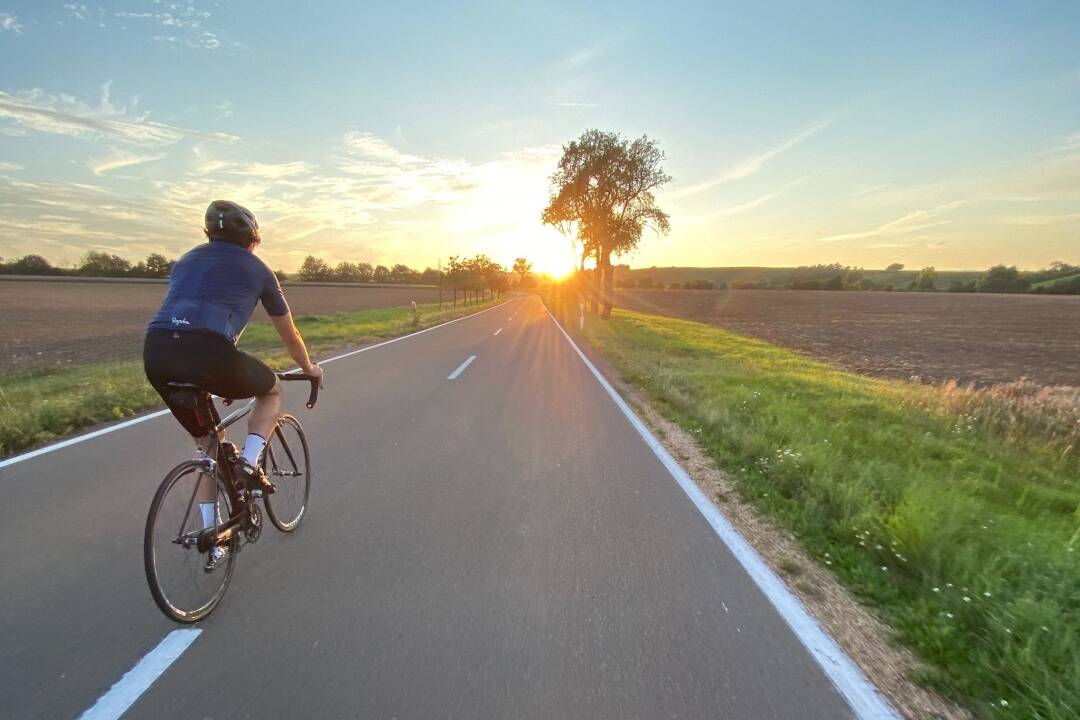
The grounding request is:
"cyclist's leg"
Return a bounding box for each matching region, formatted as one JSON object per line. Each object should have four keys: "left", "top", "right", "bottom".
{"left": 144, "top": 331, "right": 223, "bottom": 526}
{"left": 204, "top": 346, "right": 279, "bottom": 467}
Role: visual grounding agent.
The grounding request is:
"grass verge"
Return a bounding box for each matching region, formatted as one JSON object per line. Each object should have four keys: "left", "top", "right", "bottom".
{"left": 572, "top": 307, "right": 1078, "bottom": 719}
{"left": 0, "top": 297, "right": 503, "bottom": 458}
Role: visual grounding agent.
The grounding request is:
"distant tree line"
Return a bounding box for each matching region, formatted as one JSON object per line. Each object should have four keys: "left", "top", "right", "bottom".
{"left": 618, "top": 277, "right": 719, "bottom": 290}
{"left": 0, "top": 252, "right": 532, "bottom": 297}
{"left": 611, "top": 260, "right": 1079, "bottom": 295}
{"left": 0, "top": 252, "right": 177, "bottom": 278}
{"left": 293, "top": 253, "right": 512, "bottom": 294}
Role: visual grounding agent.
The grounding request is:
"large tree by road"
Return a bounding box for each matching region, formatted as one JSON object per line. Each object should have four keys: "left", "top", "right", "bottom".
{"left": 542, "top": 129, "right": 671, "bottom": 318}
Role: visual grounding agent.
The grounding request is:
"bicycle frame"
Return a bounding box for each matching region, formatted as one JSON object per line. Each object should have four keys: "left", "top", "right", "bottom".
{"left": 179, "top": 384, "right": 309, "bottom": 554}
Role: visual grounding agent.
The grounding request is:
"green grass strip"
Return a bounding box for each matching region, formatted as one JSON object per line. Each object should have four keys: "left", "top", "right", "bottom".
{"left": 578, "top": 308, "right": 1079, "bottom": 719}
{"left": 0, "top": 298, "right": 502, "bottom": 458}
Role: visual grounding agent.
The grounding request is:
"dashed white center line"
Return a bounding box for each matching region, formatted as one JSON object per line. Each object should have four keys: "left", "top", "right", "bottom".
{"left": 78, "top": 629, "right": 201, "bottom": 720}
{"left": 447, "top": 355, "right": 477, "bottom": 380}
{"left": 493, "top": 328, "right": 503, "bottom": 336}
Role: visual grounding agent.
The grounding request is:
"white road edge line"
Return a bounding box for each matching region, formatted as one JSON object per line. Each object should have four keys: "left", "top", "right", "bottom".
{"left": 447, "top": 355, "right": 477, "bottom": 381}
{"left": 544, "top": 303, "right": 899, "bottom": 720}
{"left": 77, "top": 629, "right": 201, "bottom": 720}
{"left": 493, "top": 328, "right": 503, "bottom": 336}
{"left": 0, "top": 298, "right": 516, "bottom": 470}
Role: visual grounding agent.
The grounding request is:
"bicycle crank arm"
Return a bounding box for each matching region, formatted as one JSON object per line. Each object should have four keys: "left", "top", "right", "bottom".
{"left": 196, "top": 518, "right": 242, "bottom": 554}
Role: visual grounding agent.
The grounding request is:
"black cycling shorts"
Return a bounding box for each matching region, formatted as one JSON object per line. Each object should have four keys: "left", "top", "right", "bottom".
{"left": 144, "top": 329, "right": 276, "bottom": 437}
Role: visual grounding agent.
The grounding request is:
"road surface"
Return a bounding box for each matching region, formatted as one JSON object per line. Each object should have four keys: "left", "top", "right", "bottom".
{"left": 1, "top": 294, "right": 869, "bottom": 719}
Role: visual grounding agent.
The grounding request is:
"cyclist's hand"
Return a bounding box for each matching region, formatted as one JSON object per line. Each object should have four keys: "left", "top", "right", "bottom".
{"left": 305, "top": 363, "right": 324, "bottom": 388}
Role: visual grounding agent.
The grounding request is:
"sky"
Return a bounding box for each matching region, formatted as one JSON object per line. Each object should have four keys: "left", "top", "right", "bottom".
{"left": 0, "top": 1, "right": 1078, "bottom": 275}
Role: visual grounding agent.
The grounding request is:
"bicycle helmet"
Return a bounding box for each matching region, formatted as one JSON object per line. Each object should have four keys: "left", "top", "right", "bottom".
{"left": 204, "top": 200, "right": 260, "bottom": 246}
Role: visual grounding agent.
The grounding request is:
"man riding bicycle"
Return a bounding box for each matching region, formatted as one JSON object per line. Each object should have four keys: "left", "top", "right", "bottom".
{"left": 143, "top": 200, "right": 323, "bottom": 569}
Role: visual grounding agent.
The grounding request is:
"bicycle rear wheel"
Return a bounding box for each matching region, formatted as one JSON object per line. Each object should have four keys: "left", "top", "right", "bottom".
{"left": 263, "top": 414, "right": 311, "bottom": 532}
{"left": 144, "top": 460, "right": 237, "bottom": 623}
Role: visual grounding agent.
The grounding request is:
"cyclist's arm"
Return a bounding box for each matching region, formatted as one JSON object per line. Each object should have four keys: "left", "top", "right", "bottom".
{"left": 270, "top": 313, "right": 320, "bottom": 377}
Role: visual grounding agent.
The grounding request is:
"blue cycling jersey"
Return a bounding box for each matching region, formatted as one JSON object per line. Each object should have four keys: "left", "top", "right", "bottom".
{"left": 148, "top": 240, "right": 289, "bottom": 343}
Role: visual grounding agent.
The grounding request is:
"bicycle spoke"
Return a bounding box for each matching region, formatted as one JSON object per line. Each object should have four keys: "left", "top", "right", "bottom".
{"left": 176, "top": 470, "right": 202, "bottom": 538}
{"left": 274, "top": 424, "right": 300, "bottom": 475}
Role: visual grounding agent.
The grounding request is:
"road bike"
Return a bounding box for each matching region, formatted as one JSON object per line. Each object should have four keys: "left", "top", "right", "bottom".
{"left": 143, "top": 372, "right": 320, "bottom": 623}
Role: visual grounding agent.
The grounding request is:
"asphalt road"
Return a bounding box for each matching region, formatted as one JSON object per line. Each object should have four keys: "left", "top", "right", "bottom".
{"left": 1, "top": 294, "right": 862, "bottom": 719}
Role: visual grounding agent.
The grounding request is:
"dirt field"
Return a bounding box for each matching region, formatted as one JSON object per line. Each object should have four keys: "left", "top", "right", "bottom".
{"left": 615, "top": 288, "right": 1080, "bottom": 387}
{"left": 1, "top": 279, "right": 452, "bottom": 373}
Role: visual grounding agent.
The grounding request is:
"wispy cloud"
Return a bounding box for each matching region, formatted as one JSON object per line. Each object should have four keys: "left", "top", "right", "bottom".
{"left": 556, "top": 40, "right": 611, "bottom": 70}
{"left": 0, "top": 83, "right": 237, "bottom": 146}
{"left": 63, "top": 3, "right": 230, "bottom": 50}
{"left": 552, "top": 102, "right": 605, "bottom": 108}
{"left": 88, "top": 148, "right": 166, "bottom": 175}
{"left": 1, "top": 12, "right": 23, "bottom": 33}
{"left": 0, "top": 161, "right": 23, "bottom": 172}
{"left": 816, "top": 201, "right": 964, "bottom": 244}
{"left": 998, "top": 212, "right": 1080, "bottom": 226}
{"left": 689, "top": 178, "right": 805, "bottom": 222}
{"left": 849, "top": 183, "right": 889, "bottom": 198}
{"left": 669, "top": 119, "right": 833, "bottom": 199}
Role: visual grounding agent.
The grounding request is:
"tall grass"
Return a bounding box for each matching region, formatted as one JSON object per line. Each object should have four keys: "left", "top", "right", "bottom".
{"left": 0, "top": 297, "right": 503, "bottom": 458}
{"left": 576, "top": 308, "right": 1079, "bottom": 719}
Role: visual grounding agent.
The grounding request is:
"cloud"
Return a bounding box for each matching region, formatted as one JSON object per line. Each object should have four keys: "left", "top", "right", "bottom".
{"left": 553, "top": 102, "right": 605, "bottom": 108}
{"left": 687, "top": 178, "right": 805, "bottom": 222}
{"left": 0, "top": 84, "right": 237, "bottom": 146}
{"left": 1, "top": 13, "right": 23, "bottom": 33}
{"left": 88, "top": 148, "right": 166, "bottom": 175}
{"left": 669, "top": 119, "right": 833, "bottom": 199}
{"left": 849, "top": 183, "right": 889, "bottom": 198}
{"left": 556, "top": 40, "right": 611, "bottom": 70}
{"left": 816, "top": 201, "right": 964, "bottom": 244}
{"left": 341, "top": 131, "right": 426, "bottom": 167}
{"left": 998, "top": 212, "right": 1080, "bottom": 226}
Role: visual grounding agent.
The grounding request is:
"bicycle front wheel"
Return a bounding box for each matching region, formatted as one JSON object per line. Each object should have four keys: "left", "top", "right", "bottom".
{"left": 144, "top": 460, "right": 237, "bottom": 623}
{"left": 263, "top": 414, "right": 311, "bottom": 532}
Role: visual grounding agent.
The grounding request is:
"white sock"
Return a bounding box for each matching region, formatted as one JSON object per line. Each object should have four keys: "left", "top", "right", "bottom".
{"left": 199, "top": 502, "right": 217, "bottom": 529}
{"left": 241, "top": 433, "right": 267, "bottom": 466}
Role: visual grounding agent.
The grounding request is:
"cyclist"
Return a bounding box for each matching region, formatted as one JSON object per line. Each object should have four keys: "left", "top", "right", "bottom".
{"left": 143, "top": 200, "right": 323, "bottom": 568}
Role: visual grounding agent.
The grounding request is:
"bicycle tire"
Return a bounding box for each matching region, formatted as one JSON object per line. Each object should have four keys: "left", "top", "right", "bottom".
{"left": 144, "top": 460, "right": 237, "bottom": 623}
{"left": 264, "top": 414, "right": 311, "bottom": 532}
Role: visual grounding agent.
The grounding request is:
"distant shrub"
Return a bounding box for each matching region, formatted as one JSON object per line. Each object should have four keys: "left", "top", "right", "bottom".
{"left": 913, "top": 266, "right": 938, "bottom": 291}
{"left": 731, "top": 279, "right": 768, "bottom": 290}
{"left": 948, "top": 280, "right": 977, "bottom": 293}
{"left": 976, "top": 265, "right": 1030, "bottom": 294}
{"left": 1032, "top": 275, "right": 1080, "bottom": 295}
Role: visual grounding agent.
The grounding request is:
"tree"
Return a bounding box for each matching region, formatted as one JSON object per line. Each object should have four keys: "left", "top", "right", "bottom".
{"left": 512, "top": 257, "right": 533, "bottom": 287}
{"left": 333, "top": 261, "right": 364, "bottom": 282}
{"left": 886, "top": 262, "right": 905, "bottom": 272}
{"left": 372, "top": 265, "right": 391, "bottom": 283}
{"left": 297, "top": 255, "right": 333, "bottom": 282}
{"left": 913, "top": 266, "right": 938, "bottom": 291}
{"left": 8, "top": 254, "right": 55, "bottom": 275}
{"left": 79, "top": 251, "right": 131, "bottom": 277}
{"left": 144, "top": 253, "right": 173, "bottom": 278}
{"left": 976, "top": 265, "right": 1030, "bottom": 294}
{"left": 420, "top": 267, "right": 442, "bottom": 284}
{"left": 390, "top": 264, "right": 418, "bottom": 283}
{"left": 542, "top": 129, "right": 671, "bottom": 318}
